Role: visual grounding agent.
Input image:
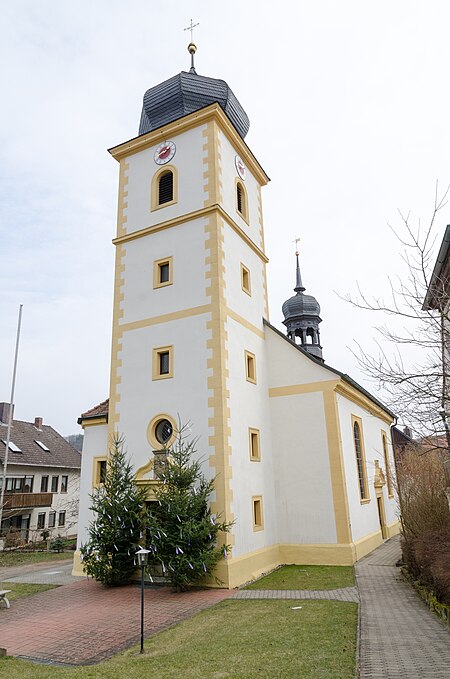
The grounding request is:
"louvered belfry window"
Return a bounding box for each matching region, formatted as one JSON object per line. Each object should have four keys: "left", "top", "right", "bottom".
{"left": 158, "top": 171, "right": 173, "bottom": 205}
{"left": 237, "top": 182, "right": 243, "bottom": 214}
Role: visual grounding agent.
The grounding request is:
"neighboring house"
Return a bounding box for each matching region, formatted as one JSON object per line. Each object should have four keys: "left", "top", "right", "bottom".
{"left": 0, "top": 402, "right": 81, "bottom": 545}
{"left": 74, "top": 46, "right": 399, "bottom": 587}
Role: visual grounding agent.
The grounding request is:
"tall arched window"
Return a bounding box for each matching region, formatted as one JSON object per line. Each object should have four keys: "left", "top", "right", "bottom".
{"left": 235, "top": 179, "right": 248, "bottom": 222}
{"left": 382, "top": 432, "right": 394, "bottom": 497}
{"left": 353, "top": 419, "right": 369, "bottom": 501}
{"left": 158, "top": 170, "right": 173, "bottom": 205}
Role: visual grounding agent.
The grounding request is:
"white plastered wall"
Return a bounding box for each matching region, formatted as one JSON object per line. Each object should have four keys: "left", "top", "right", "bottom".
{"left": 336, "top": 394, "right": 398, "bottom": 542}
{"left": 124, "top": 124, "right": 208, "bottom": 234}
{"left": 266, "top": 327, "right": 338, "bottom": 544}
{"left": 77, "top": 423, "right": 108, "bottom": 547}
{"left": 120, "top": 218, "right": 208, "bottom": 325}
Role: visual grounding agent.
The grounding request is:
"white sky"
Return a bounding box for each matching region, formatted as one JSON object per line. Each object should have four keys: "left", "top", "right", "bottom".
{"left": 1, "top": 0, "right": 449, "bottom": 435}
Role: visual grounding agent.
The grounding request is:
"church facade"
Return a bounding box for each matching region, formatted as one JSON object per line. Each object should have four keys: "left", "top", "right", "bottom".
{"left": 73, "top": 49, "right": 399, "bottom": 588}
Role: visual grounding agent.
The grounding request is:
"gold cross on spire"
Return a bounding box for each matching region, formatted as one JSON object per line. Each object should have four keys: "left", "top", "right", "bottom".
{"left": 184, "top": 18, "right": 199, "bottom": 43}
{"left": 293, "top": 237, "right": 301, "bottom": 255}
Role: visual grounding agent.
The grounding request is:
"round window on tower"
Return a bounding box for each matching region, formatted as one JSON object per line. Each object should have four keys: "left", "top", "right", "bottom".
{"left": 147, "top": 413, "right": 177, "bottom": 449}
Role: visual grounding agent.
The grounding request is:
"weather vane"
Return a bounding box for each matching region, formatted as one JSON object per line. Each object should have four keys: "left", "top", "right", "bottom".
{"left": 293, "top": 237, "right": 301, "bottom": 255}
{"left": 184, "top": 18, "right": 199, "bottom": 43}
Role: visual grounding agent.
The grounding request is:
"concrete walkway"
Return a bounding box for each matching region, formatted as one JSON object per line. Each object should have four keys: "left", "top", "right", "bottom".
{"left": 233, "top": 586, "right": 359, "bottom": 602}
{"left": 0, "top": 559, "right": 79, "bottom": 586}
{"left": 356, "top": 536, "right": 450, "bottom": 678}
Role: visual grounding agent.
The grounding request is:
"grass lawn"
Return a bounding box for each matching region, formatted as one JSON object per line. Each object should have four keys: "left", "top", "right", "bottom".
{"left": 0, "top": 599, "right": 357, "bottom": 679}
{"left": 0, "top": 582, "right": 58, "bottom": 602}
{"left": 0, "top": 551, "right": 72, "bottom": 568}
{"left": 245, "top": 565, "right": 355, "bottom": 590}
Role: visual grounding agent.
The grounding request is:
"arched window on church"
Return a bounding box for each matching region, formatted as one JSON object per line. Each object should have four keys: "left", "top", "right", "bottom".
{"left": 158, "top": 170, "right": 173, "bottom": 205}
{"left": 353, "top": 419, "right": 369, "bottom": 501}
{"left": 236, "top": 180, "right": 248, "bottom": 222}
{"left": 151, "top": 165, "right": 178, "bottom": 211}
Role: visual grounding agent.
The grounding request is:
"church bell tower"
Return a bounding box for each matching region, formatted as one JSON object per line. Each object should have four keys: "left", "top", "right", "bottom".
{"left": 106, "top": 42, "right": 273, "bottom": 587}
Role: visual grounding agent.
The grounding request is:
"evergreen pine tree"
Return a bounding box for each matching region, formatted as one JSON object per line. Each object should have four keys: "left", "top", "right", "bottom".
{"left": 80, "top": 436, "right": 147, "bottom": 587}
{"left": 146, "top": 426, "right": 232, "bottom": 591}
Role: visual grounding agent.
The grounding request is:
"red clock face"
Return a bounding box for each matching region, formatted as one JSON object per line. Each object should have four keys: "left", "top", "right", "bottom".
{"left": 154, "top": 141, "right": 176, "bottom": 165}
{"left": 235, "top": 154, "right": 246, "bottom": 180}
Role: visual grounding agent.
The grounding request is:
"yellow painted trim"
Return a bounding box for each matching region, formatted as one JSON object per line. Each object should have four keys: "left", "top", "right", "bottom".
{"left": 269, "top": 380, "right": 339, "bottom": 398}
{"left": 335, "top": 380, "right": 393, "bottom": 425}
{"left": 352, "top": 529, "right": 383, "bottom": 561}
{"left": 92, "top": 456, "right": 107, "bottom": 488}
{"left": 120, "top": 304, "right": 211, "bottom": 334}
{"left": 386, "top": 520, "right": 400, "bottom": 538}
{"left": 203, "top": 120, "right": 222, "bottom": 207}
{"left": 252, "top": 495, "right": 264, "bottom": 531}
{"left": 323, "top": 391, "right": 352, "bottom": 544}
{"left": 116, "top": 159, "right": 129, "bottom": 239}
{"left": 152, "top": 345, "right": 174, "bottom": 380}
{"left": 108, "top": 243, "right": 126, "bottom": 440}
{"left": 112, "top": 204, "right": 269, "bottom": 264}
{"left": 204, "top": 208, "right": 234, "bottom": 548}
{"left": 240, "top": 262, "right": 251, "bottom": 296}
{"left": 146, "top": 413, "right": 177, "bottom": 450}
{"left": 235, "top": 177, "right": 249, "bottom": 225}
{"left": 153, "top": 256, "right": 173, "bottom": 289}
{"left": 376, "top": 491, "right": 388, "bottom": 538}
{"left": 279, "top": 542, "right": 358, "bottom": 566}
{"left": 352, "top": 414, "right": 370, "bottom": 502}
{"left": 79, "top": 416, "right": 108, "bottom": 428}
{"left": 226, "top": 307, "right": 265, "bottom": 339}
{"left": 248, "top": 427, "right": 261, "bottom": 461}
{"left": 381, "top": 429, "right": 394, "bottom": 497}
{"left": 150, "top": 164, "right": 178, "bottom": 212}
{"left": 135, "top": 457, "right": 154, "bottom": 480}
{"left": 109, "top": 103, "right": 270, "bottom": 186}
{"left": 245, "top": 350, "right": 257, "bottom": 384}
{"left": 71, "top": 550, "right": 85, "bottom": 577}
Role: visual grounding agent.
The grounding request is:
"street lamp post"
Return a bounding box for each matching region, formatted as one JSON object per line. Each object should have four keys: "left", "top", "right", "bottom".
{"left": 135, "top": 548, "right": 150, "bottom": 654}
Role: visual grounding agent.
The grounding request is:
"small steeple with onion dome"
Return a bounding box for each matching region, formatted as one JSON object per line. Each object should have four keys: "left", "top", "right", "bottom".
{"left": 282, "top": 240, "right": 323, "bottom": 361}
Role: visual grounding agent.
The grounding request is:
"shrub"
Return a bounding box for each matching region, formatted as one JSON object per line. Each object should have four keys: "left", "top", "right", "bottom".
{"left": 80, "top": 436, "right": 147, "bottom": 587}
{"left": 145, "top": 425, "right": 232, "bottom": 591}
{"left": 412, "top": 527, "right": 450, "bottom": 604}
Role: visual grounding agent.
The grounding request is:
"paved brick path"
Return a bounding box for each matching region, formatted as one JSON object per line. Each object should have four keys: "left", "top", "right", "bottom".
{"left": 356, "top": 536, "right": 450, "bottom": 678}
{"left": 0, "top": 578, "right": 233, "bottom": 665}
{"left": 233, "top": 586, "right": 359, "bottom": 602}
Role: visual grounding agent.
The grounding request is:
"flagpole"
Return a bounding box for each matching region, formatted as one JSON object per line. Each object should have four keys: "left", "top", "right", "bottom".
{"left": 0, "top": 304, "right": 24, "bottom": 538}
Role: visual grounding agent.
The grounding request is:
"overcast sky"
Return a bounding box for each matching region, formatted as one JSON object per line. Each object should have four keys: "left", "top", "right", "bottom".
{"left": 1, "top": 0, "right": 449, "bottom": 436}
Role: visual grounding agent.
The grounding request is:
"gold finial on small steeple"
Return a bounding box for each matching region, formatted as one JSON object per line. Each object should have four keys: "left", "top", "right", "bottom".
{"left": 293, "top": 236, "right": 301, "bottom": 256}
{"left": 184, "top": 19, "right": 200, "bottom": 73}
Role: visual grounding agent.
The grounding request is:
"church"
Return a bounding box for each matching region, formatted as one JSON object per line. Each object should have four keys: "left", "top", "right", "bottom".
{"left": 73, "top": 41, "right": 400, "bottom": 588}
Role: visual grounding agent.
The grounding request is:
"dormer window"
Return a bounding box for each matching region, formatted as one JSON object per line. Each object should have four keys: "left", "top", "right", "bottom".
{"left": 235, "top": 179, "right": 249, "bottom": 223}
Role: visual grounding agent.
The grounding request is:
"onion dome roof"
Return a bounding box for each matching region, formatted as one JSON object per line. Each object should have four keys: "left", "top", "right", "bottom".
{"left": 138, "top": 70, "right": 250, "bottom": 139}
{"left": 282, "top": 292, "right": 321, "bottom": 320}
{"left": 282, "top": 251, "right": 321, "bottom": 321}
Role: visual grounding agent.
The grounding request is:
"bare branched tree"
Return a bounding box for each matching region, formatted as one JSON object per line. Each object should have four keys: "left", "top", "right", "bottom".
{"left": 342, "top": 183, "right": 450, "bottom": 452}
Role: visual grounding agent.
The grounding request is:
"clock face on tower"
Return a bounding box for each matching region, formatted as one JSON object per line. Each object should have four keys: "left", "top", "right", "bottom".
{"left": 154, "top": 141, "right": 176, "bottom": 165}
{"left": 235, "top": 155, "right": 246, "bottom": 180}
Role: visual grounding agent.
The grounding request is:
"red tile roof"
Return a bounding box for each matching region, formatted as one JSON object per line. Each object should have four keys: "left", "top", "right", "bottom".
{"left": 78, "top": 399, "right": 109, "bottom": 423}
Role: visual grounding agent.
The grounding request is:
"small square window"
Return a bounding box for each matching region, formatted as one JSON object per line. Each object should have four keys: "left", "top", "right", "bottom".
{"left": 41, "top": 475, "right": 49, "bottom": 493}
{"left": 61, "top": 475, "right": 68, "bottom": 493}
{"left": 249, "top": 428, "right": 261, "bottom": 461}
{"left": 252, "top": 496, "right": 264, "bottom": 531}
{"left": 51, "top": 476, "right": 59, "bottom": 493}
{"left": 241, "top": 263, "right": 251, "bottom": 295}
{"left": 93, "top": 457, "right": 108, "bottom": 487}
{"left": 58, "top": 511, "right": 66, "bottom": 527}
{"left": 153, "top": 257, "right": 173, "bottom": 289}
{"left": 37, "top": 513, "right": 46, "bottom": 530}
{"left": 48, "top": 511, "right": 56, "bottom": 528}
{"left": 152, "top": 346, "right": 174, "bottom": 380}
{"left": 245, "top": 351, "right": 257, "bottom": 383}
